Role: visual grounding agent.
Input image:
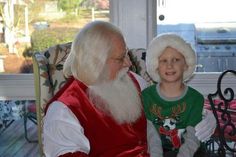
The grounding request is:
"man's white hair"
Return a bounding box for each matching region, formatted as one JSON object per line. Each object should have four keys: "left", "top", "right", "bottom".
{"left": 63, "top": 21, "right": 124, "bottom": 85}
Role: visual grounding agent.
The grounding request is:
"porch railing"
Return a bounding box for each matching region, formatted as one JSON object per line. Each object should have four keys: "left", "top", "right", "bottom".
{"left": 0, "top": 74, "right": 35, "bottom": 100}
{"left": 1, "top": 72, "right": 236, "bottom": 100}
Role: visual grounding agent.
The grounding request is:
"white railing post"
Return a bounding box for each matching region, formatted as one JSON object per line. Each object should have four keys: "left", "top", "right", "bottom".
{"left": 91, "top": 7, "right": 95, "bottom": 21}
{"left": 0, "top": 56, "right": 5, "bottom": 72}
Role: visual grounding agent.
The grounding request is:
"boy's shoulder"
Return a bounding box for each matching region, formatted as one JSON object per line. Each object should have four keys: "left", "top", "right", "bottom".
{"left": 142, "top": 84, "right": 156, "bottom": 93}
{"left": 187, "top": 86, "right": 204, "bottom": 99}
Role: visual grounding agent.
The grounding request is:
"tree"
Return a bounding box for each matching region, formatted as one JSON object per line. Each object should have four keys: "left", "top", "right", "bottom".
{"left": 58, "top": 0, "right": 84, "bottom": 14}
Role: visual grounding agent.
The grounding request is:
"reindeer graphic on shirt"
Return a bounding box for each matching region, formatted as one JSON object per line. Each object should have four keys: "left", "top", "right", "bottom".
{"left": 150, "top": 103, "right": 186, "bottom": 149}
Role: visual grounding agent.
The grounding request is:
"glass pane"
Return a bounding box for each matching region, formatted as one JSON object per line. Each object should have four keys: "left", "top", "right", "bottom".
{"left": 0, "top": 0, "right": 109, "bottom": 74}
{"left": 157, "top": 0, "right": 236, "bottom": 72}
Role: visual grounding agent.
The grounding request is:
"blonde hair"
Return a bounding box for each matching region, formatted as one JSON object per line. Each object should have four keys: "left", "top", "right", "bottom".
{"left": 63, "top": 21, "right": 124, "bottom": 85}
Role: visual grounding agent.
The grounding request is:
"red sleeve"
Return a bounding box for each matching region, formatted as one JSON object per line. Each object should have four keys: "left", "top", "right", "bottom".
{"left": 59, "top": 151, "right": 89, "bottom": 157}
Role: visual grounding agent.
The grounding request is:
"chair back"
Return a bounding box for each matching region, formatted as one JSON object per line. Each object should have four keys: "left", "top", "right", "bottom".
{"left": 128, "top": 48, "right": 154, "bottom": 85}
{"left": 207, "top": 70, "right": 236, "bottom": 156}
{"left": 32, "top": 42, "right": 72, "bottom": 157}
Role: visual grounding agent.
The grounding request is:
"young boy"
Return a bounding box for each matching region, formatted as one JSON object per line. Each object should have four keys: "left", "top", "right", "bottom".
{"left": 142, "top": 33, "right": 204, "bottom": 157}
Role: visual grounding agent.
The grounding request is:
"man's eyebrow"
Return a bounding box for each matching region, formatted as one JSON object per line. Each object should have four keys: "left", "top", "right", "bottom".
{"left": 115, "top": 50, "right": 127, "bottom": 58}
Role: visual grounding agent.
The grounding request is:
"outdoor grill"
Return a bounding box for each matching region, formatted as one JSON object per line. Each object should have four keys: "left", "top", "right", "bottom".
{"left": 195, "top": 24, "right": 236, "bottom": 72}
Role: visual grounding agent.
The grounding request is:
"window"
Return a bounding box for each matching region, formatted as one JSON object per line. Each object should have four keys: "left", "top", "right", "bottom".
{"left": 157, "top": 0, "right": 166, "bottom": 7}
{"left": 0, "top": 0, "right": 109, "bottom": 74}
{"left": 0, "top": 0, "right": 109, "bottom": 131}
{"left": 157, "top": 0, "right": 236, "bottom": 72}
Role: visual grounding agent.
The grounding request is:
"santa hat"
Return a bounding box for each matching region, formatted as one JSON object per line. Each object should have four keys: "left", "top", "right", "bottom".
{"left": 146, "top": 33, "right": 196, "bottom": 82}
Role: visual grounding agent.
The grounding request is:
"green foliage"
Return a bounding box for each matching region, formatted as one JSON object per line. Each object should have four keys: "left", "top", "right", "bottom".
{"left": 58, "top": 0, "right": 85, "bottom": 13}
{"left": 57, "top": 14, "right": 80, "bottom": 23}
{"left": 28, "top": 1, "right": 45, "bottom": 23}
{"left": 51, "top": 9, "right": 91, "bottom": 23}
{"left": 31, "top": 27, "right": 78, "bottom": 51}
{"left": 27, "top": 27, "right": 79, "bottom": 54}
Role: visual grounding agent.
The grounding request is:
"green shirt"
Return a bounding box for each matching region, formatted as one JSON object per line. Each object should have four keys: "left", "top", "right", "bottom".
{"left": 142, "top": 84, "right": 204, "bottom": 151}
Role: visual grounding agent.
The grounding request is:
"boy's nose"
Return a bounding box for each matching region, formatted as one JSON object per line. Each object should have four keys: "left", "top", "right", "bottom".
{"left": 167, "top": 60, "right": 174, "bottom": 67}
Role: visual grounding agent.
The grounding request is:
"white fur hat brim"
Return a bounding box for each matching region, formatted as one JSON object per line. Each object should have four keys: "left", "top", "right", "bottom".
{"left": 146, "top": 33, "right": 196, "bottom": 82}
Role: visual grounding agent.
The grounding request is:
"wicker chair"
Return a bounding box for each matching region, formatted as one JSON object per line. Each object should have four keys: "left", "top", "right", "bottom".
{"left": 32, "top": 42, "right": 72, "bottom": 157}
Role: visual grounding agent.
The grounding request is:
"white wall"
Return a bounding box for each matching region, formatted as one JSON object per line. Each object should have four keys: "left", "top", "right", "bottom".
{"left": 187, "top": 72, "right": 236, "bottom": 99}
{"left": 110, "top": 0, "right": 157, "bottom": 49}
{"left": 0, "top": 74, "right": 35, "bottom": 100}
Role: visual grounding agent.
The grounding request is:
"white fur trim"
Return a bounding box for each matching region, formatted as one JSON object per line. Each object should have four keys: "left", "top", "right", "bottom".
{"left": 146, "top": 33, "right": 196, "bottom": 82}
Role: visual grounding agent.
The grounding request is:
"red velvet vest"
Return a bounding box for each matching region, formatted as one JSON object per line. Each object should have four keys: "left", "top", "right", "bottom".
{"left": 45, "top": 73, "right": 150, "bottom": 157}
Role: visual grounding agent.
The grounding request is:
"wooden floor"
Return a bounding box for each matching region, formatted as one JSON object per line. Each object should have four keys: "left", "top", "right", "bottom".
{"left": 1, "top": 118, "right": 235, "bottom": 157}
{"left": 0, "top": 118, "right": 39, "bottom": 157}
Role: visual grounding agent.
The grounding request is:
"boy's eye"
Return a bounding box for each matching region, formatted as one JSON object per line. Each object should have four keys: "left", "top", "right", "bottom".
{"left": 173, "top": 58, "right": 180, "bottom": 62}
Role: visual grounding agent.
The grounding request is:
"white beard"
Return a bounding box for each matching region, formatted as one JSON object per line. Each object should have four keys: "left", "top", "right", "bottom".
{"left": 88, "top": 69, "right": 142, "bottom": 124}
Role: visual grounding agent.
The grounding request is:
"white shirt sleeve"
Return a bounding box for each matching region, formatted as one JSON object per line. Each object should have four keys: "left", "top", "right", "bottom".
{"left": 43, "top": 101, "right": 90, "bottom": 157}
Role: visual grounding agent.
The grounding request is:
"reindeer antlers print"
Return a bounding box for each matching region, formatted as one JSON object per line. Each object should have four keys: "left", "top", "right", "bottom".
{"left": 150, "top": 105, "right": 165, "bottom": 120}
{"left": 150, "top": 103, "right": 187, "bottom": 119}
{"left": 169, "top": 103, "right": 186, "bottom": 118}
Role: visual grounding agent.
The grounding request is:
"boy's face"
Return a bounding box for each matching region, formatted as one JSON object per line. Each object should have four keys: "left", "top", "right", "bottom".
{"left": 157, "top": 47, "right": 188, "bottom": 83}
